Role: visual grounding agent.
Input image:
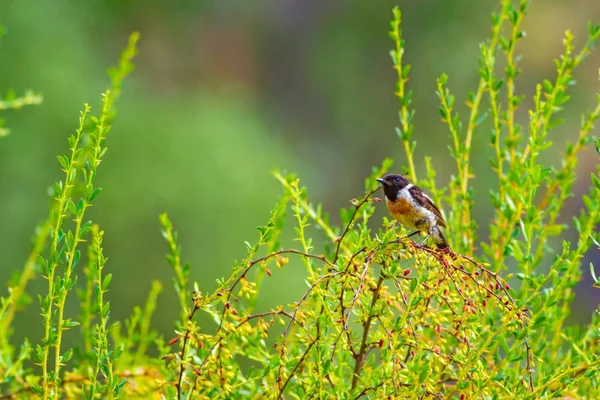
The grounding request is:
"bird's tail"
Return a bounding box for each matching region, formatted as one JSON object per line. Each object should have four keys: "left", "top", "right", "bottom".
{"left": 433, "top": 226, "right": 449, "bottom": 250}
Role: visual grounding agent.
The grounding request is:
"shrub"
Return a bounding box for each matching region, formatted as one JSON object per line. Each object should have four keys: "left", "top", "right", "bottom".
{"left": 1, "top": 0, "right": 600, "bottom": 398}
{"left": 0, "top": 25, "right": 43, "bottom": 137}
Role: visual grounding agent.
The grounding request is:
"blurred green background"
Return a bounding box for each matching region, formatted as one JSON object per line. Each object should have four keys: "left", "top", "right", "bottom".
{"left": 1, "top": 0, "right": 599, "bottom": 349}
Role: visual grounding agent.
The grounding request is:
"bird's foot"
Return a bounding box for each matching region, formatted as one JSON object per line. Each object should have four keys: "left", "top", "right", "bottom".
{"left": 420, "top": 234, "right": 431, "bottom": 245}
{"left": 402, "top": 231, "right": 421, "bottom": 240}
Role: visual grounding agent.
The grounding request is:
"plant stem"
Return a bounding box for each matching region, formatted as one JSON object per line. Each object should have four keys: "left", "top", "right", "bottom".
{"left": 351, "top": 274, "right": 385, "bottom": 390}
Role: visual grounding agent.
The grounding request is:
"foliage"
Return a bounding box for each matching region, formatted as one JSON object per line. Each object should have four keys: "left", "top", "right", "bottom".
{"left": 0, "top": 25, "right": 43, "bottom": 137}
{"left": 1, "top": 0, "right": 600, "bottom": 399}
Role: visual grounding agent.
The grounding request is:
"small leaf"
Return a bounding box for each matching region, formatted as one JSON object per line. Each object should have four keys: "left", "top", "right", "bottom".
{"left": 67, "top": 199, "right": 77, "bottom": 215}
{"left": 57, "top": 155, "right": 69, "bottom": 169}
{"left": 64, "top": 320, "right": 80, "bottom": 328}
{"left": 544, "top": 224, "right": 566, "bottom": 236}
{"left": 409, "top": 278, "right": 418, "bottom": 292}
{"left": 591, "top": 173, "right": 600, "bottom": 190}
{"left": 89, "top": 187, "right": 103, "bottom": 202}
{"left": 76, "top": 198, "right": 85, "bottom": 213}
{"left": 73, "top": 250, "right": 81, "bottom": 268}
{"left": 60, "top": 348, "right": 73, "bottom": 363}
{"left": 590, "top": 262, "right": 598, "bottom": 283}
{"left": 103, "top": 273, "right": 113, "bottom": 290}
{"left": 80, "top": 221, "right": 93, "bottom": 236}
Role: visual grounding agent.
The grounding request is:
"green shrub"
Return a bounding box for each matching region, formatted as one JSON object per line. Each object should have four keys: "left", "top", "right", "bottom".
{"left": 1, "top": 0, "right": 600, "bottom": 398}
{"left": 0, "top": 25, "right": 43, "bottom": 137}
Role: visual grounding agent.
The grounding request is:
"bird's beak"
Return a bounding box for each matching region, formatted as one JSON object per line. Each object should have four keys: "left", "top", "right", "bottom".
{"left": 376, "top": 178, "right": 388, "bottom": 186}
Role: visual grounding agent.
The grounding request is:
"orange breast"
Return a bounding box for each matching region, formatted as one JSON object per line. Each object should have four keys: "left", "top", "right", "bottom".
{"left": 387, "top": 197, "right": 413, "bottom": 216}
{"left": 386, "top": 197, "right": 423, "bottom": 231}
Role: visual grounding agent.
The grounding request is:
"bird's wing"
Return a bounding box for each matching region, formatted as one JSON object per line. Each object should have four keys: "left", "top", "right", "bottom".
{"left": 409, "top": 186, "right": 447, "bottom": 228}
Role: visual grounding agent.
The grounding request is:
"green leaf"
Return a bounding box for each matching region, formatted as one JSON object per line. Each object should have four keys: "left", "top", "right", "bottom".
{"left": 512, "top": 243, "right": 524, "bottom": 263}
{"left": 532, "top": 314, "right": 548, "bottom": 329}
{"left": 80, "top": 220, "right": 93, "bottom": 236}
{"left": 31, "top": 385, "right": 44, "bottom": 396}
{"left": 60, "top": 348, "right": 73, "bottom": 363}
{"left": 64, "top": 320, "right": 80, "bottom": 328}
{"left": 57, "top": 155, "right": 69, "bottom": 169}
{"left": 591, "top": 173, "right": 600, "bottom": 190}
{"left": 114, "top": 379, "right": 128, "bottom": 394}
{"left": 544, "top": 224, "right": 566, "bottom": 236}
{"left": 100, "top": 363, "right": 110, "bottom": 378}
{"left": 409, "top": 278, "right": 418, "bottom": 292}
{"left": 89, "top": 187, "right": 103, "bottom": 202}
{"left": 103, "top": 273, "right": 113, "bottom": 290}
{"left": 73, "top": 250, "right": 81, "bottom": 268}
{"left": 76, "top": 198, "right": 85, "bottom": 214}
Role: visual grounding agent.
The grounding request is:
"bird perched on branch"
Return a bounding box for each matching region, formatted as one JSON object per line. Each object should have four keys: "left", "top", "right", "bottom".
{"left": 377, "top": 174, "right": 449, "bottom": 250}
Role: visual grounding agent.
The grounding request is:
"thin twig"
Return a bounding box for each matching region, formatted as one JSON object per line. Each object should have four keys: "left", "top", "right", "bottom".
{"left": 332, "top": 187, "right": 380, "bottom": 264}
{"left": 277, "top": 337, "right": 318, "bottom": 399}
{"left": 336, "top": 284, "right": 357, "bottom": 358}
{"left": 281, "top": 272, "right": 339, "bottom": 341}
{"left": 204, "top": 248, "right": 335, "bottom": 377}
{"left": 218, "top": 249, "right": 335, "bottom": 331}
{"left": 177, "top": 303, "right": 200, "bottom": 400}
{"left": 351, "top": 274, "right": 385, "bottom": 389}
{"left": 277, "top": 272, "right": 340, "bottom": 387}
{"left": 353, "top": 381, "right": 387, "bottom": 399}
{"left": 235, "top": 310, "right": 297, "bottom": 329}
{"left": 525, "top": 339, "right": 534, "bottom": 392}
{"left": 404, "top": 240, "right": 522, "bottom": 317}
{"left": 345, "top": 246, "right": 368, "bottom": 270}
{"left": 330, "top": 255, "right": 373, "bottom": 360}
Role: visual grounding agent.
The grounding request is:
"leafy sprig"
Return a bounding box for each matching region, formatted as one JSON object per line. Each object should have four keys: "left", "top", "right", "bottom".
{"left": 2, "top": 1, "right": 600, "bottom": 399}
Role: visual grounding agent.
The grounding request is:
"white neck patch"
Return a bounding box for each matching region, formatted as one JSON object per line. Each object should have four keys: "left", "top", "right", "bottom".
{"left": 395, "top": 183, "right": 413, "bottom": 200}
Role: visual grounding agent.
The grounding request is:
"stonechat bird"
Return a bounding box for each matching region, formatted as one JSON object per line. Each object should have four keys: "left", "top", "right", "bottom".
{"left": 377, "top": 174, "right": 449, "bottom": 249}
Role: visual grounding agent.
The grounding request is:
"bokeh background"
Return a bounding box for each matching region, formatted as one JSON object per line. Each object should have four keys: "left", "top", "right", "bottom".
{"left": 1, "top": 0, "right": 599, "bottom": 350}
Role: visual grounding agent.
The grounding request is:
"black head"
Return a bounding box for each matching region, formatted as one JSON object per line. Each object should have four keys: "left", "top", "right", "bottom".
{"left": 376, "top": 174, "right": 410, "bottom": 201}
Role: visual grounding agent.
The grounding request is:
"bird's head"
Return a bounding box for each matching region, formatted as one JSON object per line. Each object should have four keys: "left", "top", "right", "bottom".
{"left": 376, "top": 173, "right": 410, "bottom": 201}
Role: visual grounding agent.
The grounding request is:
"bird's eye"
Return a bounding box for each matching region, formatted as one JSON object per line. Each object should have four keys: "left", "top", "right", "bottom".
{"left": 395, "top": 177, "right": 400, "bottom": 182}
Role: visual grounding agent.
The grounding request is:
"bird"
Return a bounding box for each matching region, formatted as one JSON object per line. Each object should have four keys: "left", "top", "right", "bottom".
{"left": 376, "top": 173, "right": 449, "bottom": 249}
